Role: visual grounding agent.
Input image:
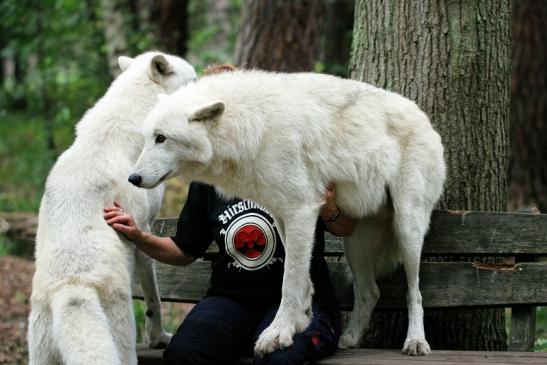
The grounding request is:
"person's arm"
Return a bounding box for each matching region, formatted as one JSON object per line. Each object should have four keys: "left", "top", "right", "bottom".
{"left": 104, "top": 202, "right": 196, "bottom": 266}
{"left": 320, "top": 184, "right": 356, "bottom": 237}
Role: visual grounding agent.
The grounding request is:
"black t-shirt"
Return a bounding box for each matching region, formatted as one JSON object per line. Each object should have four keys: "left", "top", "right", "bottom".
{"left": 171, "top": 182, "right": 337, "bottom": 308}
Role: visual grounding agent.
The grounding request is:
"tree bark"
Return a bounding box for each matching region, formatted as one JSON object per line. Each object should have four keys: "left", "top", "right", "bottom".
{"left": 101, "top": 0, "right": 129, "bottom": 78}
{"left": 350, "top": 0, "right": 510, "bottom": 350}
{"left": 508, "top": 0, "right": 547, "bottom": 213}
{"left": 149, "top": 0, "right": 189, "bottom": 56}
{"left": 234, "top": 0, "right": 325, "bottom": 72}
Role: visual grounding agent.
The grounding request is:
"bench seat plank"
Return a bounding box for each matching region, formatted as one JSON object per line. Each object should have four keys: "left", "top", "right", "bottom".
{"left": 137, "top": 347, "right": 547, "bottom": 365}
{"left": 133, "top": 261, "right": 547, "bottom": 309}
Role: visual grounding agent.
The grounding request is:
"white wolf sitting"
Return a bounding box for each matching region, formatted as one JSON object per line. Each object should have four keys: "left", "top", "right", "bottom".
{"left": 129, "top": 70, "right": 445, "bottom": 356}
{"left": 28, "top": 52, "right": 196, "bottom": 365}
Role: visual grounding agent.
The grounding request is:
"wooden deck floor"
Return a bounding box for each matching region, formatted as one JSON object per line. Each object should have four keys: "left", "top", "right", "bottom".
{"left": 137, "top": 347, "right": 547, "bottom": 365}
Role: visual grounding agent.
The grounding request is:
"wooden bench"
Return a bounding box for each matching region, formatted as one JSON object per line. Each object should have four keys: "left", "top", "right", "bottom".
{"left": 134, "top": 210, "right": 547, "bottom": 364}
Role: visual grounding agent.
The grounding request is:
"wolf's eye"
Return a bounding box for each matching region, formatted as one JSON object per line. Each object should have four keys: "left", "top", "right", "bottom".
{"left": 155, "top": 135, "right": 166, "bottom": 144}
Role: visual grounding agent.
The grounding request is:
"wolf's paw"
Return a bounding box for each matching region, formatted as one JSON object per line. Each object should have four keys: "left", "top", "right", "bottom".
{"left": 254, "top": 311, "right": 310, "bottom": 356}
{"left": 402, "top": 338, "right": 431, "bottom": 356}
{"left": 148, "top": 331, "right": 172, "bottom": 349}
{"left": 338, "top": 333, "right": 360, "bottom": 349}
{"left": 254, "top": 324, "right": 293, "bottom": 356}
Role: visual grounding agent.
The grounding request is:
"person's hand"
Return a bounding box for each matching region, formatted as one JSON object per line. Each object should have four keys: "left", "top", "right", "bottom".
{"left": 103, "top": 201, "right": 144, "bottom": 244}
{"left": 320, "top": 183, "right": 341, "bottom": 222}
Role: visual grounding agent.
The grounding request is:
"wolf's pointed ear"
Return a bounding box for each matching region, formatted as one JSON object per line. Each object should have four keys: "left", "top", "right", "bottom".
{"left": 118, "top": 56, "right": 134, "bottom": 72}
{"left": 188, "top": 101, "right": 225, "bottom": 122}
{"left": 150, "top": 54, "right": 173, "bottom": 83}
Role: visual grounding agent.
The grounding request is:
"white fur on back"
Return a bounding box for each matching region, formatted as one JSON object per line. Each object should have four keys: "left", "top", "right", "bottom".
{"left": 141, "top": 70, "right": 442, "bottom": 219}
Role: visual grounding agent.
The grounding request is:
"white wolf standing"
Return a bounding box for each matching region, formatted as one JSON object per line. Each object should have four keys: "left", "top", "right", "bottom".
{"left": 129, "top": 70, "right": 445, "bottom": 356}
{"left": 28, "top": 52, "right": 196, "bottom": 365}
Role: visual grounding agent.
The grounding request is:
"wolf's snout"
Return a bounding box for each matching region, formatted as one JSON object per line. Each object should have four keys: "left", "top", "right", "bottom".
{"left": 128, "top": 174, "right": 143, "bottom": 187}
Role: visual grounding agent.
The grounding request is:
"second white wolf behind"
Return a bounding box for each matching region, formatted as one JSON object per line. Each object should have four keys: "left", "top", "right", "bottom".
{"left": 28, "top": 52, "right": 196, "bottom": 365}
{"left": 130, "top": 70, "right": 446, "bottom": 356}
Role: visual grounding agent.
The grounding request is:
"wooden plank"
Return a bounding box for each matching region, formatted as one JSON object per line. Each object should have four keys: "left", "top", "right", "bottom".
{"left": 423, "top": 210, "right": 547, "bottom": 256}
{"left": 151, "top": 210, "right": 547, "bottom": 257}
{"left": 134, "top": 261, "right": 210, "bottom": 303}
{"left": 315, "top": 349, "right": 547, "bottom": 364}
{"left": 133, "top": 261, "right": 547, "bottom": 309}
{"left": 137, "top": 347, "right": 547, "bottom": 365}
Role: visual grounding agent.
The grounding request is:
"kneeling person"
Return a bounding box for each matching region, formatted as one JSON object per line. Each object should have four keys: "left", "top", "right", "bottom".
{"left": 104, "top": 182, "right": 355, "bottom": 365}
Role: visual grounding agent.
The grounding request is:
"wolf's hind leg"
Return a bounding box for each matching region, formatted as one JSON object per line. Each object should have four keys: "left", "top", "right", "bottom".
{"left": 51, "top": 285, "right": 121, "bottom": 365}
{"left": 104, "top": 290, "right": 138, "bottom": 365}
{"left": 390, "top": 182, "right": 432, "bottom": 355}
{"left": 28, "top": 304, "right": 60, "bottom": 365}
{"left": 339, "top": 217, "right": 393, "bottom": 348}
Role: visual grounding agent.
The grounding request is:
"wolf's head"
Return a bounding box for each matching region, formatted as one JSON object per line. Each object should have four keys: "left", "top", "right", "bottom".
{"left": 128, "top": 91, "right": 225, "bottom": 189}
{"left": 116, "top": 51, "right": 197, "bottom": 93}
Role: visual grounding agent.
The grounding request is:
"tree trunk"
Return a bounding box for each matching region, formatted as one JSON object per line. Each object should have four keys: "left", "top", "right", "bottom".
{"left": 234, "top": 0, "right": 325, "bottom": 72}
{"left": 101, "top": 0, "right": 129, "bottom": 78}
{"left": 321, "top": 0, "right": 354, "bottom": 76}
{"left": 508, "top": 0, "right": 547, "bottom": 213}
{"left": 350, "top": 0, "right": 510, "bottom": 350}
{"left": 149, "top": 0, "right": 189, "bottom": 56}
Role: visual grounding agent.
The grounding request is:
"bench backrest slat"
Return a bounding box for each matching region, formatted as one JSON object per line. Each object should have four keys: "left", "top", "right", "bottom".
{"left": 133, "top": 261, "right": 547, "bottom": 309}
{"left": 423, "top": 210, "right": 547, "bottom": 255}
{"left": 138, "top": 210, "right": 547, "bottom": 309}
{"left": 152, "top": 210, "right": 547, "bottom": 257}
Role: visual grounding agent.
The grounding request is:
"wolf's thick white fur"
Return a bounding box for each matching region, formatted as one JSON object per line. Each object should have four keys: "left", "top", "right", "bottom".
{"left": 28, "top": 52, "right": 196, "bottom": 365}
{"left": 131, "top": 70, "right": 446, "bottom": 356}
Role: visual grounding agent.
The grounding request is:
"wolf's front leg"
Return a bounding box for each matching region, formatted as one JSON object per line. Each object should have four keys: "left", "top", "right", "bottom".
{"left": 254, "top": 207, "right": 318, "bottom": 356}
{"left": 134, "top": 249, "right": 172, "bottom": 348}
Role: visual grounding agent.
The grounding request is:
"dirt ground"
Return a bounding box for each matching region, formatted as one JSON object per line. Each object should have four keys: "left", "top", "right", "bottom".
{"left": 0, "top": 256, "right": 34, "bottom": 365}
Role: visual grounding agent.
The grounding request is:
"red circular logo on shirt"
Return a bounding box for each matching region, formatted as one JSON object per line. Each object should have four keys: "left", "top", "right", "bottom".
{"left": 224, "top": 213, "right": 277, "bottom": 271}
{"left": 234, "top": 224, "right": 267, "bottom": 258}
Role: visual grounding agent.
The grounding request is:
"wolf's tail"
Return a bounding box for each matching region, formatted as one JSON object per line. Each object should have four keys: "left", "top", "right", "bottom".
{"left": 50, "top": 284, "right": 121, "bottom": 365}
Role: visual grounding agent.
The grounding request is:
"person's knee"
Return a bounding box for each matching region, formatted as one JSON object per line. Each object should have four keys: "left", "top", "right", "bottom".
{"left": 163, "top": 329, "right": 212, "bottom": 365}
{"left": 163, "top": 339, "right": 198, "bottom": 365}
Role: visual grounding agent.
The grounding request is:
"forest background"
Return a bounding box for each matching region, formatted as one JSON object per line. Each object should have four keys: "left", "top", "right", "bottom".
{"left": 0, "top": 0, "right": 545, "bottom": 363}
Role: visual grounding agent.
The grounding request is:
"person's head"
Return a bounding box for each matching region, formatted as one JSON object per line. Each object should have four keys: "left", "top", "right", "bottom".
{"left": 203, "top": 63, "right": 237, "bottom": 76}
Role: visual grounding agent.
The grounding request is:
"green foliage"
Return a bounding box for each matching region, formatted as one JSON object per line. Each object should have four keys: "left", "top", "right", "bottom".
{"left": 537, "top": 307, "right": 547, "bottom": 351}
{"left": 0, "top": 0, "right": 150, "bottom": 212}
{"left": 0, "top": 0, "right": 109, "bottom": 112}
{"left": 0, "top": 235, "right": 11, "bottom": 256}
{"left": 0, "top": 234, "right": 25, "bottom": 257}
{"left": 133, "top": 300, "right": 186, "bottom": 344}
{"left": 0, "top": 1, "right": 111, "bottom": 214}
{"left": 133, "top": 300, "right": 146, "bottom": 343}
{"left": 187, "top": 0, "right": 242, "bottom": 71}
{"left": 0, "top": 0, "right": 245, "bottom": 214}
{"left": 0, "top": 110, "right": 55, "bottom": 211}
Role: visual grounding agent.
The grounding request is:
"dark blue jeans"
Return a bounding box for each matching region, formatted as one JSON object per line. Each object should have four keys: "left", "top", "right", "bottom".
{"left": 163, "top": 296, "right": 341, "bottom": 365}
